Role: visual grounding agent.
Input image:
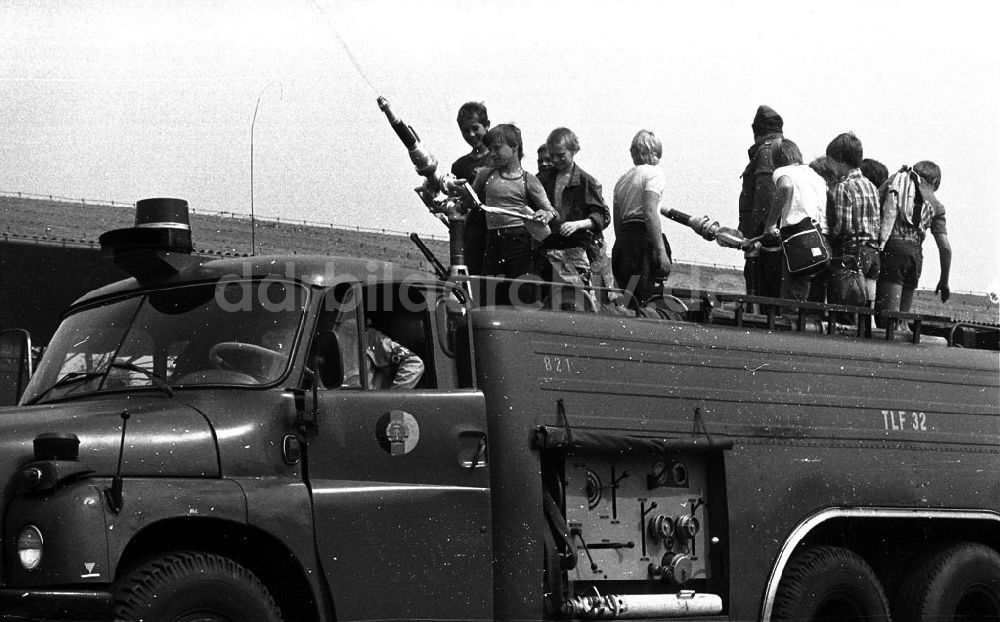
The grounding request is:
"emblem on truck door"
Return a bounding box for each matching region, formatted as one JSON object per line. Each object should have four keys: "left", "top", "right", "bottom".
{"left": 376, "top": 410, "right": 420, "bottom": 456}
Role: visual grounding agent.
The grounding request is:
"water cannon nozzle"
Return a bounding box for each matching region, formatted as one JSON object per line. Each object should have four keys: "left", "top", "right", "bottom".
{"left": 661, "top": 208, "right": 749, "bottom": 250}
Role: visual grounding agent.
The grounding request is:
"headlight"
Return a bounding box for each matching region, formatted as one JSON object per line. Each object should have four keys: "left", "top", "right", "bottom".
{"left": 17, "top": 525, "right": 43, "bottom": 571}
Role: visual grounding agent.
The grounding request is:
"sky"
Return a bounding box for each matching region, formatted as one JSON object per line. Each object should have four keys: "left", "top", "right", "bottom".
{"left": 2, "top": 0, "right": 998, "bottom": 295}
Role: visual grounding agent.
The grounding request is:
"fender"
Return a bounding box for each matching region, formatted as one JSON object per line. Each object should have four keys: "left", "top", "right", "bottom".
{"left": 3, "top": 477, "right": 247, "bottom": 588}
{"left": 103, "top": 477, "right": 249, "bottom": 572}
{"left": 760, "top": 507, "right": 1000, "bottom": 621}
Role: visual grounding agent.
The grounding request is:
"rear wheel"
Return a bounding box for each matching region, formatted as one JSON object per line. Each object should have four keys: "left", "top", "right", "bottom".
{"left": 772, "top": 545, "right": 890, "bottom": 621}
{"left": 894, "top": 542, "right": 1000, "bottom": 622}
{"left": 114, "top": 551, "right": 283, "bottom": 622}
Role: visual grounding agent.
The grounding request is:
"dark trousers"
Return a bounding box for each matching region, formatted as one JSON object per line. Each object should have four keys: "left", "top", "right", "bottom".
{"left": 612, "top": 224, "right": 656, "bottom": 307}
{"left": 480, "top": 226, "right": 539, "bottom": 306}
{"left": 463, "top": 208, "right": 486, "bottom": 275}
{"left": 744, "top": 250, "right": 782, "bottom": 299}
{"left": 806, "top": 234, "right": 836, "bottom": 304}
{"left": 781, "top": 265, "right": 814, "bottom": 302}
{"left": 482, "top": 226, "right": 534, "bottom": 277}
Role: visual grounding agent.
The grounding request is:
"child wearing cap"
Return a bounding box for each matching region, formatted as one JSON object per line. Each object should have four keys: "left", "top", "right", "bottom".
{"left": 739, "top": 105, "right": 786, "bottom": 301}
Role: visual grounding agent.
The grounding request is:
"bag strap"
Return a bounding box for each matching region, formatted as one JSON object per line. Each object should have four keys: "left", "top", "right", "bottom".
{"left": 522, "top": 172, "right": 532, "bottom": 209}
{"left": 851, "top": 175, "right": 861, "bottom": 250}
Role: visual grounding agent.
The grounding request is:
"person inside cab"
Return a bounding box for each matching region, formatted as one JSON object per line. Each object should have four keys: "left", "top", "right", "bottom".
{"left": 333, "top": 316, "right": 424, "bottom": 390}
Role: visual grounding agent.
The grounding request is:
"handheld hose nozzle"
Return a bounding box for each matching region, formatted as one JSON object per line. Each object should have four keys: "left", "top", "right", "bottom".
{"left": 661, "top": 208, "right": 748, "bottom": 249}
{"left": 378, "top": 96, "right": 477, "bottom": 275}
{"left": 377, "top": 96, "right": 439, "bottom": 178}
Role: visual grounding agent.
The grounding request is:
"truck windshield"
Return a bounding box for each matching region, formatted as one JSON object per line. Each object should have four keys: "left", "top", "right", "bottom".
{"left": 22, "top": 280, "right": 307, "bottom": 404}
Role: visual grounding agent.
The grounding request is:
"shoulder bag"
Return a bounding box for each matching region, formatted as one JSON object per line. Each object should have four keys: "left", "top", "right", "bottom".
{"left": 779, "top": 217, "right": 830, "bottom": 276}
{"left": 827, "top": 254, "right": 867, "bottom": 306}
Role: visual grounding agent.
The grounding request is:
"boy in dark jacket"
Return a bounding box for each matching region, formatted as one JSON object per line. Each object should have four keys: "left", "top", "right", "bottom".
{"left": 451, "top": 101, "right": 491, "bottom": 274}
{"left": 536, "top": 127, "right": 610, "bottom": 308}
{"left": 739, "top": 105, "right": 785, "bottom": 300}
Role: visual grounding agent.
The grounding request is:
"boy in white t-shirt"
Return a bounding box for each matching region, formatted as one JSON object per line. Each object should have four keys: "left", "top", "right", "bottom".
{"left": 763, "top": 138, "right": 829, "bottom": 303}
{"left": 611, "top": 129, "right": 671, "bottom": 307}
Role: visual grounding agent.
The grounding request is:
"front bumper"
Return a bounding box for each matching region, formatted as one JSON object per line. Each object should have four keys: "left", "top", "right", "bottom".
{"left": 0, "top": 589, "right": 112, "bottom": 621}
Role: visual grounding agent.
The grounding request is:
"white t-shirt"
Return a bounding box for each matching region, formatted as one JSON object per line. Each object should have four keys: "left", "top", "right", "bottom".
{"left": 613, "top": 164, "right": 667, "bottom": 224}
{"left": 772, "top": 164, "right": 829, "bottom": 233}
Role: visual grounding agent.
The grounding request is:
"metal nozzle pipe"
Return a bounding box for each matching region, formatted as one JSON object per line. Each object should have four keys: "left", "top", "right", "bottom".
{"left": 376, "top": 96, "right": 440, "bottom": 179}
{"left": 377, "top": 96, "right": 418, "bottom": 149}
{"left": 660, "top": 208, "right": 748, "bottom": 249}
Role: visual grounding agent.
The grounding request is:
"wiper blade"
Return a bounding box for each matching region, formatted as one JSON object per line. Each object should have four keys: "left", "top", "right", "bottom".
{"left": 28, "top": 371, "right": 106, "bottom": 404}
{"left": 28, "top": 362, "right": 174, "bottom": 405}
{"left": 108, "top": 362, "right": 174, "bottom": 398}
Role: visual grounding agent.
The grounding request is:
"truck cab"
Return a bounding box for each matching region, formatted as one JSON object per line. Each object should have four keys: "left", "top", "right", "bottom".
{"left": 0, "top": 199, "right": 491, "bottom": 621}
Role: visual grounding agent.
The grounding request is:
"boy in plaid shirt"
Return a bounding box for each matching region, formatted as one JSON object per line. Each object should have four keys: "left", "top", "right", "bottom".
{"left": 826, "top": 132, "right": 881, "bottom": 303}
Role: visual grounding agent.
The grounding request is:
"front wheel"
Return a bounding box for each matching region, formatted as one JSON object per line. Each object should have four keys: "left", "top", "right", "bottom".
{"left": 114, "top": 551, "right": 283, "bottom": 622}
{"left": 894, "top": 542, "right": 1000, "bottom": 621}
{"left": 772, "top": 545, "right": 890, "bottom": 621}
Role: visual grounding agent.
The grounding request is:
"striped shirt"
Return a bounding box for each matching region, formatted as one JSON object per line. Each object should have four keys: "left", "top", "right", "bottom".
{"left": 830, "top": 169, "right": 881, "bottom": 248}
{"left": 891, "top": 209, "right": 947, "bottom": 245}
{"left": 883, "top": 168, "right": 948, "bottom": 246}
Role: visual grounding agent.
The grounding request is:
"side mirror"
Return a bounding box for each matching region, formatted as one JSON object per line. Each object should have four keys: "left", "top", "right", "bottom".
{"left": 0, "top": 329, "right": 33, "bottom": 406}
{"left": 313, "top": 332, "right": 344, "bottom": 389}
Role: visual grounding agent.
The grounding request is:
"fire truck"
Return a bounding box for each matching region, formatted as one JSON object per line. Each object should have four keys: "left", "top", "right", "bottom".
{"left": 0, "top": 194, "right": 997, "bottom": 622}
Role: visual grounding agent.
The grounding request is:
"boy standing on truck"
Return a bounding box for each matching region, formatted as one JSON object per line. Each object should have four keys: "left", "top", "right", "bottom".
{"left": 466, "top": 123, "right": 556, "bottom": 306}
{"left": 536, "top": 143, "right": 553, "bottom": 175}
{"left": 612, "top": 129, "right": 671, "bottom": 307}
{"left": 826, "top": 132, "right": 882, "bottom": 303}
{"left": 739, "top": 105, "right": 785, "bottom": 300}
{"left": 536, "top": 127, "right": 609, "bottom": 309}
{"left": 763, "top": 138, "right": 829, "bottom": 304}
{"left": 451, "top": 101, "right": 492, "bottom": 275}
{"left": 861, "top": 158, "right": 889, "bottom": 190}
{"left": 874, "top": 160, "right": 952, "bottom": 326}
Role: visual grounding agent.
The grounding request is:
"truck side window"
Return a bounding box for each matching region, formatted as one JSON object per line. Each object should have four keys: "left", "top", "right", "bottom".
{"left": 313, "top": 284, "right": 431, "bottom": 390}
{"left": 364, "top": 322, "right": 426, "bottom": 390}
{"left": 363, "top": 285, "right": 432, "bottom": 390}
{"left": 314, "top": 286, "right": 363, "bottom": 389}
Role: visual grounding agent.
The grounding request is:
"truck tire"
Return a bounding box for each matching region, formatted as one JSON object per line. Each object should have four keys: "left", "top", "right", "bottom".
{"left": 772, "top": 545, "right": 890, "bottom": 621}
{"left": 114, "top": 551, "right": 283, "bottom": 622}
{"left": 893, "top": 542, "right": 1000, "bottom": 621}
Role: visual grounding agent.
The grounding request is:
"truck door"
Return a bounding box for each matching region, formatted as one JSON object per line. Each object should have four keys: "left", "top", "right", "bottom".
{"left": 305, "top": 282, "right": 492, "bottom": 621}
